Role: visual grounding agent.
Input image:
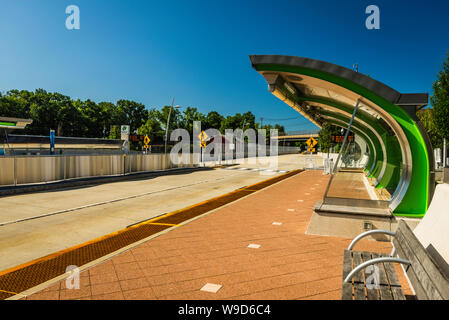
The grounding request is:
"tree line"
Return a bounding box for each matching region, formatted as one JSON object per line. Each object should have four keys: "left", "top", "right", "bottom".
{"left": 418, "top": 52, "right": 449, "bottom": 150}
{"left": 0, "top": 89, "right": 285, "bottom": 145}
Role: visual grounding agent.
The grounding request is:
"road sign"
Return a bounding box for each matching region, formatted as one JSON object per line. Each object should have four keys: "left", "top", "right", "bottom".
{"left": 121, "top": 125, "right": 130, "bottom": 134}
{"left": 331, "top": 134, "right": 354, "bottom": 143}
{"left": 144, "top": 135, "right": 150, "bottom": 145}
{"left": 198, "top": 131, "right": 208, "bottom": 141}
{"left": 130, "top": 134, "right": 144, "bottom": 142}
{"left": 306, "top": 137, "right": 317, "bottom": 148}
{"left": 307, "top": 147, "right": 316, "bottom": 152}
{"left": 198, "top": 131, "right": 208, "bottom": 148}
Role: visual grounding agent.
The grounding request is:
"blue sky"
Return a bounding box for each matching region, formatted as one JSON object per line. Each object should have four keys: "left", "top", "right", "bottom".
{"left": 1, "top": 0, "right": 448, "bottom": 132}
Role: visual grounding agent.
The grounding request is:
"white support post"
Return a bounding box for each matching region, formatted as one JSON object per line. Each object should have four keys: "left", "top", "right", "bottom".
{"left": 444, "top": 138, "right": 447, "bottom": 168}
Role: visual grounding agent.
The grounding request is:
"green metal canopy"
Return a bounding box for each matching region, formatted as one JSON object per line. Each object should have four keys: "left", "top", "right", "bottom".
{"left": 250, "top": 55, "right": 434, "bottom": 218}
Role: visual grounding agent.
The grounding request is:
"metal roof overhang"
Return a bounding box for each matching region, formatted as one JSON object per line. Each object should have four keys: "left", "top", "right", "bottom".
{"left": 0, "top": 117, "right": 33, "bottom": 130}
{"left": 250, "top": 55, "right": 432, "bottom": 217}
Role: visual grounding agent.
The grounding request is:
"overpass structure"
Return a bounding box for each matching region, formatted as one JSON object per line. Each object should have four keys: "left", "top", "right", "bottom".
{"left": 250, "top": 55, "right": 434, "bottom": 218}
{"left": 274, "top": 132, "right": 319, "bottom": 142}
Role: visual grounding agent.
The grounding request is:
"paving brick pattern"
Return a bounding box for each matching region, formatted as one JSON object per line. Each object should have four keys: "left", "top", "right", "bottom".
{"left": 25, "top": 170, "right": 413, "bottom": 300}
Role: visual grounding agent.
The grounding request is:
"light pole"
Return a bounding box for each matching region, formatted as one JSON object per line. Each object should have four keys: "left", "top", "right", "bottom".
{"left": 164, "top": 98, "right": 181, "bottom": 154}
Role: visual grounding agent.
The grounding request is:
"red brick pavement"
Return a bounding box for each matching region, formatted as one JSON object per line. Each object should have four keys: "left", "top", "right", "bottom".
{"left": 25, "top": 170, "right": 413, "bottom": 300}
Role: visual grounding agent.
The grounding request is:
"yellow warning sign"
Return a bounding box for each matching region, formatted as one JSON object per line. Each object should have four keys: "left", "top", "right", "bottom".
{"left": 199, "top": 131, "right": 208, "bottom": 148}
{"left": 198, "top": 131, "right": 208, "bottom": 141}
{"left": 144, "top": 135, "right": 150, "bottom": 145}
{"left": 306, "top": 137, "right": 317, "bottom": 148}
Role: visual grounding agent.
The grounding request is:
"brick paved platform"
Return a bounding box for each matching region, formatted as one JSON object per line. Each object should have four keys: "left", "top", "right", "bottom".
{"left": 24, "top": 170, "right": 412, "bottom": 300}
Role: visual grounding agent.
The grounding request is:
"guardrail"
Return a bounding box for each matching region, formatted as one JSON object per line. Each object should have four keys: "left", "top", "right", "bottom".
{"left": 0, "top": 154, "right": 198, "bottom": 187}
{"left": 0, "top": 147, "right": 302, "bottom": 187}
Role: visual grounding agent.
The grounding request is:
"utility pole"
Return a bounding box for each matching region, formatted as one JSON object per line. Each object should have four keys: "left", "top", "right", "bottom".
{"left": 164, "top": 98, "right": 175, "bottom": 154}
{"left": 260, "top": 117, "right": 264, "bottom": 128}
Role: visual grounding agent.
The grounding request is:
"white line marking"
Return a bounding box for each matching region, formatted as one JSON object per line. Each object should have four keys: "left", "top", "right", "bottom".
{"left": 248, "top": 244, "right": 261, "bottom": 249}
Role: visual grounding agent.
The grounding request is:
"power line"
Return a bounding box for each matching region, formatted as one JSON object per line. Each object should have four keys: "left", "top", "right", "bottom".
{"left": 262, "top": 116, "right": 307, "bottom": 121}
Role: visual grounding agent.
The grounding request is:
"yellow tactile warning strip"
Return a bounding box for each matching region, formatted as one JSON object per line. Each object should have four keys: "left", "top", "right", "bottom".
{"left": 0, "top": 169, "right": 303, "bottom": 300}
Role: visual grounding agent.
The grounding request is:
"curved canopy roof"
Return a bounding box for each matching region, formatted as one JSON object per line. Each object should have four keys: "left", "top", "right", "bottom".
{"left": 250, "top": 55, "right": 432, "bottom": 217}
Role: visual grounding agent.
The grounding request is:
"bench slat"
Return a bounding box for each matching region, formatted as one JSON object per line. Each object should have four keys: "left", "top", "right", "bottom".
{"left": 393, "top": 240, "right": 429, "bottom": 300}
{"left": 352, "top": 251, "right": 366, "bottom": 300}
{"left": 396, "top": 221, "right": 449, "bottom": 299}
{"left": 371, "top": 252, "right": 393, "bottom": 300}
{"left": 361, "top": 252, "right": 379, "bottom": 300}
{"left": 394, "top": 222, "right": 446, "bottom": 300}
{"left": 342, "top": 250, "right": 354, "bottom": 300}
{"left": 381, "top": 253, "right": 406, "bottom": 300}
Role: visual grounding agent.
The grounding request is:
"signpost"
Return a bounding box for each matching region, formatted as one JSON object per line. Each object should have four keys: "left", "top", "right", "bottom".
{"left": 198, "top": 131, "right": 208, "bottom": 165}
{"left": 143, "top": 135, "right": 150, "bottom": 153}
{"left": 49, "top": 129, "right": 55, "bottom": 155}
{"left": 306, "top": 137, "right": 317, "bottom": 169}
{"left": 121, "top": 125, "right": 130, "bottom": 142}
{"left": 306, "top": 137, "right": 317, "bottom": 153}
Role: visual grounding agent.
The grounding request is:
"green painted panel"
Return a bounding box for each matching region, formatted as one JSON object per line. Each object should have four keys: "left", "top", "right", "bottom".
{"left": 0, "top": 122, "right": 16, "bottom": 127}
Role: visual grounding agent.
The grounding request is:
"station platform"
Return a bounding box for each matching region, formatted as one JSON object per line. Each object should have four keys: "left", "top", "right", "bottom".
{"left": 14, "top": 170, "right": 413, "bottom": 300}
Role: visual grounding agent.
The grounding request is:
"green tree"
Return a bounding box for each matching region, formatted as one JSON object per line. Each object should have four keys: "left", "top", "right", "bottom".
{"left": 108, "top": 125, "right": 121, "bottom": 140}
{"left": 157, "top": 105, "right": 181, "bottom": 131}
{"left": 74, "top": 99, "right": 103, "bottom": 137}
{"left": 0, "top": 90, "right": 32, "bottom": 119}
{"left": 431, "top": 52, "right": 449, "bottom": 140}
{"left": 138, "top": 108, "right": 164, "bottom": 143}
{"left": 96, "top": 102, "right": 124, "bottom": 138}
{"left": 117, "top": 100, "right": 147, "bottom": 134}
{"left": 178, "top": 107, "right": 205, "bottom": 134}
{"left": 220, "top": 112, "right": 256, "bottom": 132}
{"left": 27, "top": 90, "right": 84, "bottom": 137}
{"left": 241, "top": 111, "right": 256, "bottom": 130}
{"left": 204, "top": 111, "right": 224, "bottom": 130}
{"left": 319, "top": 123, "right": 340, "bottom": 153}
{"left": 417, "top": 108, "right": 442, "bottom": 148}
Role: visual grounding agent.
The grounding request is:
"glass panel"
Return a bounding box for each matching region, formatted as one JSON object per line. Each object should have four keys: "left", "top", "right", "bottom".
{"left": 321, "top": 109, "right": 401, "bottom": 209}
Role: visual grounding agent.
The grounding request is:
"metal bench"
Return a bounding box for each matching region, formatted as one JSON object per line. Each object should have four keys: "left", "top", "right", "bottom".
{"left": 342, "top": 183, "right": 449, "bottom": 300}
{"left": 342, "top": 220, "right": 449, "bottom": 300}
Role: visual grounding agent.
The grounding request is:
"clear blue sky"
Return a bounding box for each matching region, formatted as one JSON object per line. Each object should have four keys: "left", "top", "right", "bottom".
{"left": 1, "top": 0, "right": 448, "bottom": 132}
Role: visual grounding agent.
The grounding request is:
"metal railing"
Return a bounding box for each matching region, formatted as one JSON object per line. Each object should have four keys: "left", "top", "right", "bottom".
{"left": 0, "top": 146, "right": 303, "bottom": 187}
{"left": 0, "top": 153, "right": 197, "bottom": 187}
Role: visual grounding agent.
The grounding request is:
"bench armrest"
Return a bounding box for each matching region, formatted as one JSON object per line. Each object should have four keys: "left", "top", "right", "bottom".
{"left": 343, "top": 257, "right": 411, "bottom": 283}
{"left": 348, "top": 230, "right": 396, "bottom": 251}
